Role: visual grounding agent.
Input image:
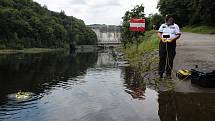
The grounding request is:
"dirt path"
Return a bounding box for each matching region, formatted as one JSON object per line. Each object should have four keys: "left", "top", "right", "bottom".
{"left": 173, "top": 32, "right": 215, "bottom": 92}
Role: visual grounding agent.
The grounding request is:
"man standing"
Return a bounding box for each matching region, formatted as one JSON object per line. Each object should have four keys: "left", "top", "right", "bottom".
{"left": 157, "top": 15, "right": 181, "bottom": 79}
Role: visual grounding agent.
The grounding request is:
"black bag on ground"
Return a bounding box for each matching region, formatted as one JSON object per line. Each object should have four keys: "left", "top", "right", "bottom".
{"left": 190, "top": 69, "right": 215, "bottom": 88}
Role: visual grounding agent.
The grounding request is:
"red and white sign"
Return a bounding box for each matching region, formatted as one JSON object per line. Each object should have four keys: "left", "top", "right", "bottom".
{"left": 129, "top": 18, "right": 145, "bottom": 32}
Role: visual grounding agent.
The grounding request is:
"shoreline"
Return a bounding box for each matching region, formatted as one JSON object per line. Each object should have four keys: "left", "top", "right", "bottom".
{"left": 0, "top": 48, "right": 66, "bottom": 54}
{"left": 123, "top": 31, "right": 215, "bottom": 92}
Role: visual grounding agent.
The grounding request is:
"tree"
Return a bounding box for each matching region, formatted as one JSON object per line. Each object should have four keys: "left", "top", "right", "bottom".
{"left": 121, "top": 4, "right": 145, "bottom": 47}
{"left": 0, "top": 0, "right": 97, "bottom": 49}
{"left": 157, "top": 0, "right": 215, "bottom": 26}
{"left": 148, "top": 13, "right": 164, "bottom": 30}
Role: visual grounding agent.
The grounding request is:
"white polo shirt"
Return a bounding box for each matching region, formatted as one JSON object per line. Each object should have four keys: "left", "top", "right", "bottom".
{"left": 158, "top": 23, "right": 181, "bottom": 39}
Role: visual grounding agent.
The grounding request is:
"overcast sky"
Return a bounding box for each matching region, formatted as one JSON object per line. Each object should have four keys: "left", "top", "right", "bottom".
{"left": 33, "top": 0, "right": 159, "bottom": 25}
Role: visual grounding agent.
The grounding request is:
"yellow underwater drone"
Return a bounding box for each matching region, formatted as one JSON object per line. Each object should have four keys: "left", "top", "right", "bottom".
{"left": 163, "top": 35, "right": 215, "bottom": 88}
{"left": 176, "top": 69, "right": 191, "bottom": 80}
{"left": 176, "top": 68, "right": 215, "bottom": 88}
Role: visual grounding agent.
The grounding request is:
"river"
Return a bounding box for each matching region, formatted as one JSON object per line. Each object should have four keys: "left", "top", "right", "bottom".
{"left": 0, "top": 51, "right": 215, "bottom": 121}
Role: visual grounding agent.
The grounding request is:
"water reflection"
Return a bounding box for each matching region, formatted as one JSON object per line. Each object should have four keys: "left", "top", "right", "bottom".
{"left": 0, "top": 51, "right": 161, "bottom": 121}
{"left": 158, "top": 91, "right": 215, "bottom": 121}
{"left": 0, "top": 51, "right": 98, "bottom": 120}
{"left": 123, "top": 65, "right": 215, "bottom": 121}
{"left": 0, "top": 50, "right": 214, "bottom": 121}
{"left": 123, "top": 66, "right": 146, "bottom": 100}
{"left": 0, "top": 51, "right": 98, "bottom": 94}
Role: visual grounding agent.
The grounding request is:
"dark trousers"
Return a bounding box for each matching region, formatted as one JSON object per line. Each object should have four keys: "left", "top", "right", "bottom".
{"left": 159, "top": 42, "right": 176, "bottom": 76}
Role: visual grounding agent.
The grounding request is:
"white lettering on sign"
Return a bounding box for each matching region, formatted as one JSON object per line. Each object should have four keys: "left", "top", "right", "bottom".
{"left": 130, "top": 23, "right": 145, "bottom": 28}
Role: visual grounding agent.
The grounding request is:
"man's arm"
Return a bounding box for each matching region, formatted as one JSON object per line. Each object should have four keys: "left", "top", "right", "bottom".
{"left": 157, "top": 32, "right": 166, "bottom": 42}
{"left": 157, "top": 24, "right": 166, "bottom": 42}
{"left": 157, "top": 32, "right": 162, "bottom": 40}
{"left": 170, "top": 24, "right": 181, "bottom": 42}
{"left": 170, "top": 34, "right": 181, "bottom": 42}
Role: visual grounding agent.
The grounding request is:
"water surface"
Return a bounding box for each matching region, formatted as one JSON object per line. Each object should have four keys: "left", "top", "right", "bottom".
{"left": 0, "top": 51, "right": 215, "bottom": 121}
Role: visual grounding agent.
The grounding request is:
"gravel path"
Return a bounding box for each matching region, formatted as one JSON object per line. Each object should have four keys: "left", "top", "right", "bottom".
{"left": 173, "top": 32, "right": 215, "bottom": 92}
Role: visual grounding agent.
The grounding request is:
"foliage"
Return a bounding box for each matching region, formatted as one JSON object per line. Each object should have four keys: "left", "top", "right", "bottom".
{"left": 123, "top": 30, "right": 159, "bottom": 66}
{"left": 147, "top": 13, "right": 164, "bottom": 30}
{"left": 121, "top": 4, "right": 145, "bottom": 47}
{"left": 157, "top": 0, "right": 215, "bottom": 27}
{"left": 182, "top": 26, "right": 215, "bottom": 34}
{"left": 0, "top": 0, "right": 97, "bottom": 49}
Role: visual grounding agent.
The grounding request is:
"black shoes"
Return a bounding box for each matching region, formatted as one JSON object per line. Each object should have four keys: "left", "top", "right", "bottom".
{"left": 159, "top": 74, "right": 163, "bottom": 79}
{"left": 166, "top": 75, "right": 172, "bottom": 79}
{"left": 159, "top": 73, "right": 172, "bottom": 80}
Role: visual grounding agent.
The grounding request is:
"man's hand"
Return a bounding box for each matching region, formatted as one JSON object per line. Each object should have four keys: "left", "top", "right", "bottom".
{"left": 160, "top": 38, "right": 173, "bottom": 43}
{"left": 160, "top": 38, "right": 167, "bottom": 43}
{"left": 165, "top": 39, "right": 172, "bottom": 42}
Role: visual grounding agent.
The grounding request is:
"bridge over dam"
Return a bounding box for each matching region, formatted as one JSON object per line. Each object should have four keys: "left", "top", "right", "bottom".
{"left": 88, "top": 24, "right": 122, "bottom": 48}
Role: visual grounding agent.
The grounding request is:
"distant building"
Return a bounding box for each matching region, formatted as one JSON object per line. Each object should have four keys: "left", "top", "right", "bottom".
{"left": 88, "top": 24, "right": 121, "bottom": 44}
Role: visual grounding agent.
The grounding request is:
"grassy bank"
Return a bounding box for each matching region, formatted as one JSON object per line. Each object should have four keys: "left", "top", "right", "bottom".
{"left": 121, "top": 30, "right": 162, "bottom": 88}
{"left": 0, "top": 48, "right": 65, "bottom": 54}
{"left": 182, "top": 26, "right": 215, "bottom": 34}
{"left": 122, "top": 30, "right": 177, "bottom": 89}
{"left": 123, "top": 30, "right": 159, "bottom": 66}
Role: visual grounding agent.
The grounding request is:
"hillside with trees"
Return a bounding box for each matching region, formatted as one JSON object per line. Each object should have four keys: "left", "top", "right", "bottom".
{"left": 0, "top": 0, "right": 97, "bottom": 49}
{"left": 157, "top": 0, "right": 215, "bottom": 27}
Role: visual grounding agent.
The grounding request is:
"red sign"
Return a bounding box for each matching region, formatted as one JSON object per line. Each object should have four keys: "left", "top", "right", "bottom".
{"left": 129, "top": 18, "right": 145, "bottom": 32}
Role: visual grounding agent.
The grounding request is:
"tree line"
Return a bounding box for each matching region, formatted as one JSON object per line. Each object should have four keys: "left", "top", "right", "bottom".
{"left": 157, "top": 0, "right": 215, "bottom": 27}
{"left": 0, "top": 0, "right": 97, "bottom": 49}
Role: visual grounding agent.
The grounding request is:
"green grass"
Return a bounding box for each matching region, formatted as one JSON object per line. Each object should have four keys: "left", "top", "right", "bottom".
{"left": 182, "top": 25, "right": 215, "bottom": 34}
{"left": 0, "top": 48, "right": 65, "bottom": 54}
{"left": 123, "top": 30, "right": 159, "bottom": 66}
